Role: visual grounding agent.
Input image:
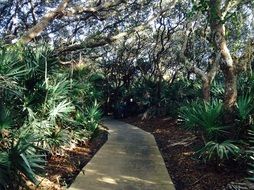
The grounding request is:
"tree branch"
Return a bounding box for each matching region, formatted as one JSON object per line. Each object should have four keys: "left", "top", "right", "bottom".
{"left": 20, "top": 0, "right": 70, "bottom": 43}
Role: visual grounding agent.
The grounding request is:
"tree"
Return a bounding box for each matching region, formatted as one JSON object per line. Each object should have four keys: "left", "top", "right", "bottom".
{"left": 208, "top": 0, "right": 254, "bottom": 110}
{"left": 208, "top": 0, "right": 237, "bottom": 111}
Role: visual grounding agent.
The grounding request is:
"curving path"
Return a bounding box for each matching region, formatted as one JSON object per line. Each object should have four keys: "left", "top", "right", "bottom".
{"left": 69, "top": 119, "right": 175, "bottom": 190}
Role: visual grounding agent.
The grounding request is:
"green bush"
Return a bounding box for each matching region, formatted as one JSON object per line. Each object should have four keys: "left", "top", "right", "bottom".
{"left": 178, "top": 99, "right": 244, "bottom": 163}
{"left": 0, "top": 43, "right": 103, "bottom": 188}
{"left": 179, "top": 99, "right": 225, "bottom": 141}
{"left": 84, "top": 101, "right": 102, "bottom": 133}
{"left": 197, "top": 140, "right": 240, "bottom": 162}
{"left": 0, "top": 132, "right": 45, "bottom": 189}
{"left": 236, "top": 93, "right": 254, "bottom": 122}
{"left": 247, "top": 129, "right": 254, "bottom": 183}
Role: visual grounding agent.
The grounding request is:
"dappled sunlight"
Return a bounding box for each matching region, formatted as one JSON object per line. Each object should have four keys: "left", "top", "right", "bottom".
{"left": 2, "top": 0, "right": 253, "bottom": 188}
{"left": 120, "top": 175, "right": 157, "bottom": 184}
{"left": 69, "top": 120, "right": 175, "bottom": 190}
{"left": 97, "top": 177, "right": 118, "bottom": 184}
{"left": 182, "top": 151, "right": 195, "bottom": 156}
{"left": 168, "top": 136, "right": 197, "bottom": 147}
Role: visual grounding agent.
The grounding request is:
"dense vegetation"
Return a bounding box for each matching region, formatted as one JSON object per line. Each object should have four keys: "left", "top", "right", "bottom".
{"left": 0, "top": 0, "right": 254, "bottom": 189}
{"left": 0, "top": 44, "right": 102, "bottom": 189}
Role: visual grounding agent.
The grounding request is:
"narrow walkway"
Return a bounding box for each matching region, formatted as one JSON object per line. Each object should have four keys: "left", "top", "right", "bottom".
{"left": 69, "top": 119, "right": 175, "bottom": 190}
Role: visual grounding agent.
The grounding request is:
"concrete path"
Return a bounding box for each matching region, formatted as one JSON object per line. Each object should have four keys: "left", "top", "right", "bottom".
{"left": 69, "top": 119, "right": 175, "bottom": 190}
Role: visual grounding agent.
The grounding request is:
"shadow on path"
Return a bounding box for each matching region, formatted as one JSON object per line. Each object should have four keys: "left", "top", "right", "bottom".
{"left": 69, "top": 119, "right": 175, "bottom": 190}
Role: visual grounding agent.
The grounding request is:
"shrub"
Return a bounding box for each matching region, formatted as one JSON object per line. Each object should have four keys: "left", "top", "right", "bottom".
{"left": 179, "top": 99, "right": 225, "bottom": 141}
{"left": 0, "top": 43, "right": 103, "bottom": 188}
{"left": 178, "top": 99, "right": 244, "bottom": 163}
{"left": 236, "top": 93, "right": 254, "bottom": 122}
{"left": 196, "top": 140, "right": 240, "bottom": 162}
{"left": 0, "top": 132, "right": 45, "bottom": 189}
{"left": 84, "top": 101, "right": 102, "bottom": 133}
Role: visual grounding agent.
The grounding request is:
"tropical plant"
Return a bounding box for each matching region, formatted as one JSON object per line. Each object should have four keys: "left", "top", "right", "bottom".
{"left": 0, "top": 45, "right": 26, "bottom": 99}
{"left": 48, "top": 100, "right": 75, "bottom": 124}
{"left": 196, "top": 140, "right": 240, "bottom": 162}
{"left": 0, "top": 151, "right": 10, "bottom": 189}
{"left": 211, "top": 80, "right": 224, "bottom": 99}
{"left": 0, "top": 42, "right": 103, "bottom": 188}
{"left": 84, "top": 101, "right": 102, "bottom": 133}
{"left": 236, "top": 94, "right": 254, "bottom": 122}
{"left": 0, "top": 107, "right": 11, "bottom": 132}
{"left": 0, "top": 132, "right": 45, "bottom": 189}
{"left": 45, "top": 128, "right": 71, "bottom": 153}
{"left": 179, "top": 99, "right": 225, "bottom": 141}
{"left": 46, "top": 75, "right": 70, "bottom": 103}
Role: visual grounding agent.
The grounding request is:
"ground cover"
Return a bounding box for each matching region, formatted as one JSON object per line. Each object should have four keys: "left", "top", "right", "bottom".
{"left": 26, "top": 128, "right": 108, "bottom": 190}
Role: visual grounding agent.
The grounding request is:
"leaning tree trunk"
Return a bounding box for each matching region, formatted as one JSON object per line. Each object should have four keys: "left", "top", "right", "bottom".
{"left": 202, "top": 79, "right": 211, "bottom": 102}
{"left": 20, "top": 0, "right": 70, "bottom": 43}
{"left": 210, "top": 0, "right": 237, "bottom": 111}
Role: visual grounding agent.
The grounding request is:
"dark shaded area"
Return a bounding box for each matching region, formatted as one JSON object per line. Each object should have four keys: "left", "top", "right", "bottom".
{"left": 113, "top": 97, "right": 141, "bottom": 118}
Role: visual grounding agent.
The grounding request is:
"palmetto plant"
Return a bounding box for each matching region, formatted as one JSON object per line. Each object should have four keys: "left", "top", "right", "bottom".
{"left": 0, "top": 107, "right": 12, "bottom": 151}
{"left": 21, "top": 44, "right": 57, "bottom": 80}
{"left": 197, "top": 140, "right": 240, "bottom": 162}
{"left": 179, "top": 99, "right": 225, "bottom": 141}
{"left": 236, "top": 93, "right": 254, "bottom": 122}
{"left": 47, "top": 77, "right": 70, "bottom": 101}
{"left": 0, "top": 152, "right": 10, "bottom": 189}
{"left": 0, "top": 43, "right": 103, "bottom": 188}
{"left": 45, "top": 128, "right": 71, "bottom": 153}
{"left": 0, "top": 132, "right": 45, "bottom": 189}
{"left": 0, "top": 107, "right": 11, "bottom": 132}
{"left": 84, "top": 101, "right": 102, "bottom": 133}
{"left": 0, "top": 45, "right": 26, "bottom": 96}
{"left": 49, "top": 100, "right": 75, "bottom": 124}
{"left": 211, "top": 80, "right": 224, "bottom": 99}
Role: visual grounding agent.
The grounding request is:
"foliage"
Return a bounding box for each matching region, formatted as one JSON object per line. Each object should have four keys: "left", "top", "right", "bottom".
{"left": 0, "top": 0, "right": 253, "bottom": 187}
{"left": 236, "top": 94, "right": 254, "bottom": 122}
{"left": 0, "top": 43, "right": 102, "bottom": 188}
{"left": 84, "top": 101, "right": 102, "bottom": 133}
{"left": 0, "top": 132, "right": 45, "bottom": 189}
{"left": 179, "top": 99, "right": 225, "bottom": 141}
{"left": 163, "top": 78, "right": 202, "bottom": 116}
{"left": 211, "top": 80, "right": 224, "bottom": 99}
{"left": 197, "top": 140, "right": 240, "bottom": 162}
{"left": 130, "top": 78, "right": 159, "bottom": 107}
{"left": 45, "top": 128, "right": 71, "bottom": 152}
{"left": 178, "top": 99, "right": 246, "bottom": 163}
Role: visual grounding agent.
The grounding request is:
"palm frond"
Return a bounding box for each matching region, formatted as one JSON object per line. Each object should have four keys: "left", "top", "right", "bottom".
{"left": 197, "top": 140, "right": 240, "bottom": 161}
{"left": 179, "top": 99, "right": 225, "bottom": 140}
{"left": 49, "top": 100, "right": 75, "bottom": 123}
{"left": 237, "top": 94, "right": 254, "bottom": 121}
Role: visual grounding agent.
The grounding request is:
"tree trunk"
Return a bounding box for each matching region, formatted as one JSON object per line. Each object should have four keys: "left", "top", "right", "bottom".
{"left": 210, "top": 0, "right": 237, "bottom": 111}
{"left": 156, "top": 75, "right": 162, "bottom": 105}
{"left": 203, "top": 79, "right": 211, "bottom": 102}
{"left": 223, "top": 65, "right": 237, "bottom": 111}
